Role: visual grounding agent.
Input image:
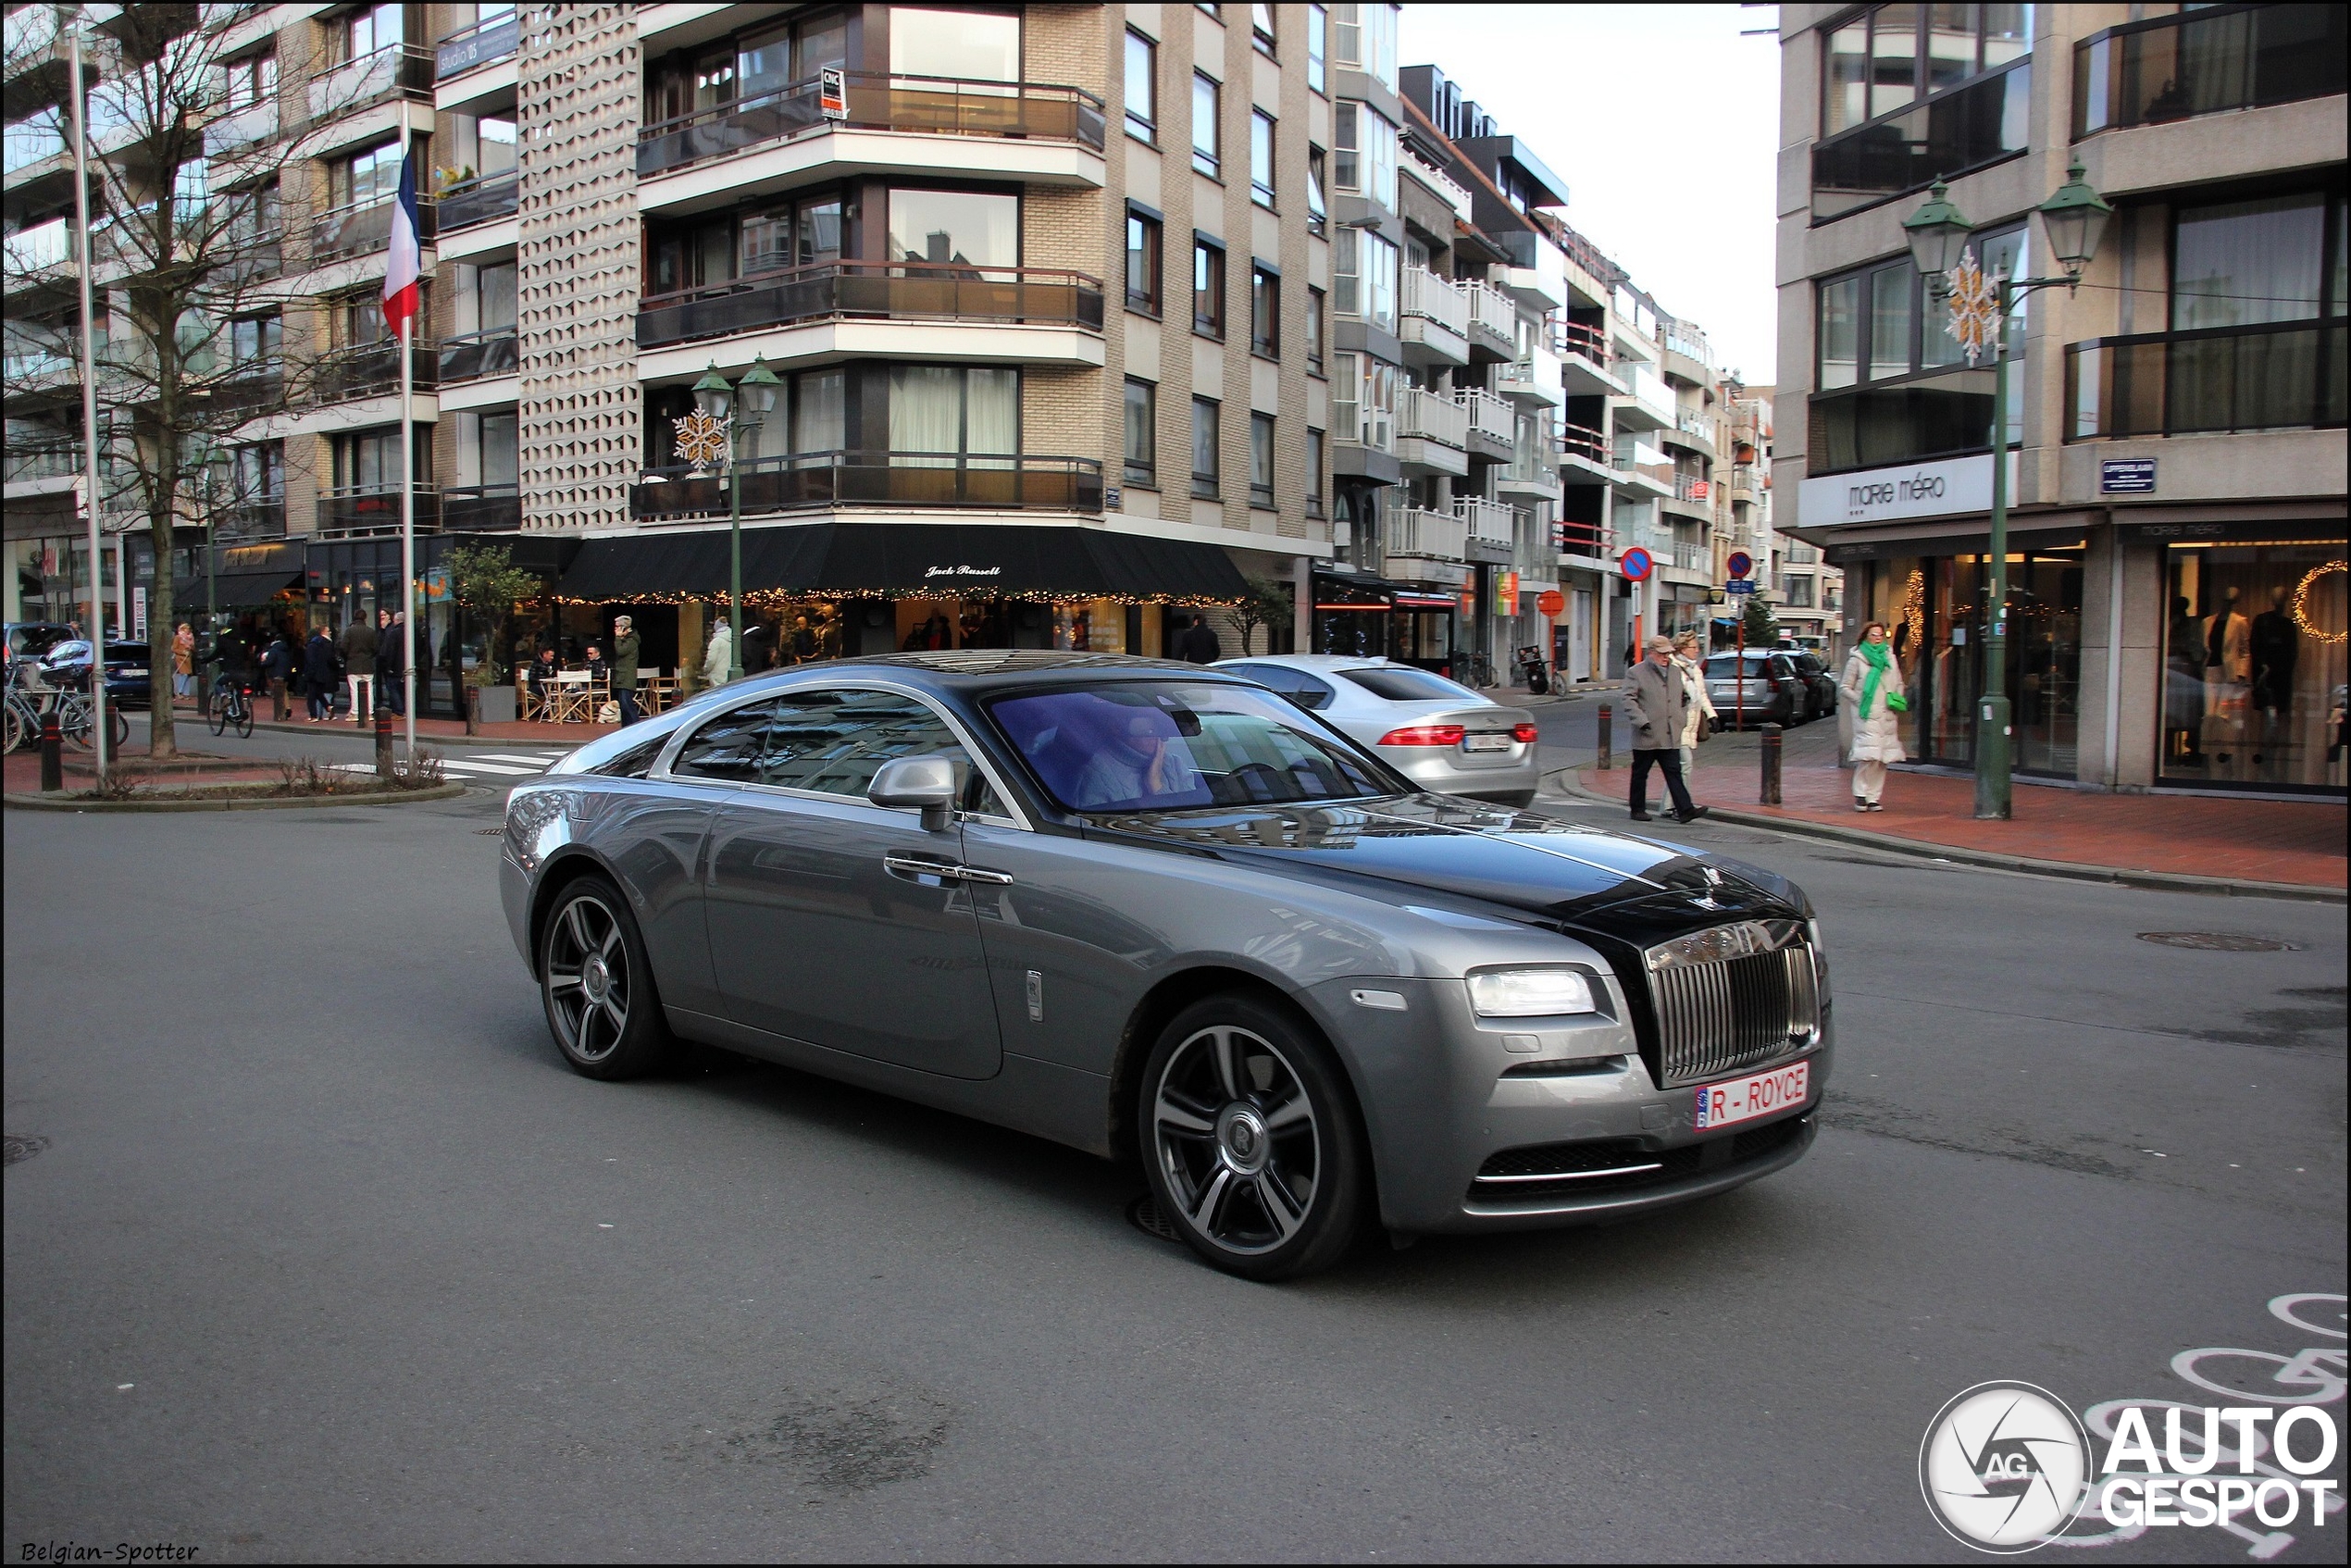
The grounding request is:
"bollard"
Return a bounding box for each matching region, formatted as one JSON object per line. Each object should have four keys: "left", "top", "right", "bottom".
{"left": 1596, "top": 703, "right": 1613, "bottom": 771}
{"left": 39, "top": 710, "right": 63, "bottom": 793}
{"left": 375, "top": 701, "right": 394, "bottom": 778}
{"left": 464, "top": 682, "right": 481, "bottom": 738}
{"left": 1760, "top": 722, "right": 1783, "bottom": 805}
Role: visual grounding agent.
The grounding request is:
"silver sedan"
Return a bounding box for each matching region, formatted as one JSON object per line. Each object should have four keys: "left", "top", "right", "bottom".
{"left": 1214, "top": 654, "right": 1544, "bottom": 806}
{"left": 499, "top": 653, "right": 1830, "bottom": 1280}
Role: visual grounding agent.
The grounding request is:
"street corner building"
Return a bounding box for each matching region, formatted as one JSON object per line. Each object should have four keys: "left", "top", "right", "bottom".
{"left": 7, "top": 0, "right": 1813, "bottom": 708}
{"left": 1773, "top": 1, "right": 2347, "bottom": 797}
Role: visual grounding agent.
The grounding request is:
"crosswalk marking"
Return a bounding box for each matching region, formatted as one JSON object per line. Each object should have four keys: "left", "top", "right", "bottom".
{"left": 437, "top": 759, "right": 541, "bottom": 776}
{"left": 463, "top": 753, "right": 569, "bottom": 765}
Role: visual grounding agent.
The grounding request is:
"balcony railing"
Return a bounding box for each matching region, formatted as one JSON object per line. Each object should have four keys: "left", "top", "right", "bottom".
{"left": 637, "top": 260, "right": 1105, "bottom": 350}
{"left": 2065, "top": 319, "right": 2347, "bottom": 440}
{"left": 5, "top": 108, "right": 65, "bottom": 175}
{"left": 1664, "top": 328, "right": 1711, "bottom": 367}
{"left": 1385, "top": 504, "right": 1467, "bottom": 563}
{"left": 1464, "top": 282, "right": 1515, "bottom": 343}
{"left": 638, "top": 69, "right": 1107, "bottom": 179}
{"left": 629, "top": 452, "right": 1104, "bottom": 519}
{"left": 436, "top": 11, "right": 520, "bottom": 80}
{"left": 437, "top": 170, "right": 517, "bottom": 232}
{"left": 1810, "top": 60, "right": 2031, "bottom": 222}
{"left": 1554, "top": 318, "right": 1608, "bottom": 369}
{"left": 4, "top": 216, "right": 74, "bottom": 276}
{"left": 1497, "top": 345, "right": 1561, "bottom": 401}
{"left": 314, "top": 339, "right": 440, "bottom": 404}
{"left": 318, "top": 485, "right": 441, "bottom": 536}
{"left": 1455, "top": 496, "right": 1518, "bottom": 551}
{"left": 1396, "top": 386, "right": 1468, "bottom": 449}
{"left": 1558, "top": 423, "right": 1608, "bottom": 467}
{"left": 1675, "top": 409, "right": 1712, "bottom": 442}
{"left": 5, "top": 441, "right": 80, "bottom": 485}
{"left": 1399, "top": 266, "right": 1469, "bottom": 337}
{"left": 1456, "top": 388, "right": 1514, "bottom": 443}
{"left": 310, "top": 193, "right": 437, "bottom": 265}
{"left": 1556, "top": 515, "right": 1610, "bottom": 557}
{"left": 212, "top": 499, "right": 287, "bottom": 541}
{"left": 209, "top": 361, "right": 284, "bottom": 413}
{"left": 1612, "top": 442, "right": 1673, "bottom": 489}
{"left": 203, "top": 96, "right": 278, "bottom": 156}
{"left": 444, "top": 482, "right": 521, "bottom": 531}
{"left": 438, "top": 326, "right": 517, "bottom": 382}
{"left": 1673, "top": 472, "right": 1711, "bottom": 503}
{"left": 308, "top": 43, "right": 434, "bottom": 123}
{"left": 2074, "top": 4, "right": 2345, "bottom": 139}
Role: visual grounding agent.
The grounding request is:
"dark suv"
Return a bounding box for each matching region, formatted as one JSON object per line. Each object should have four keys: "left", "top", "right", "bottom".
{"left": 1786, "top": 650, "right": 1836, "bottom": 720}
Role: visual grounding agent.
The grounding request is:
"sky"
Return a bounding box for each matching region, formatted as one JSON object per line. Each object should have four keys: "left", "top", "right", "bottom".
{"left": 1397, "top": 4, "right": 1782, "bottom": 385}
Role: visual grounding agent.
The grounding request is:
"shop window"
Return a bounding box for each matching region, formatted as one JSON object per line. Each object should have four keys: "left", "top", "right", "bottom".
{"left": 1126, "top": 205, "right": 1163, "bottom": 316}
{"left": 2159, "top": 543, "right": 2346, "bottom": 792}
{"left": 1250, "top": 265, "right": 1279, "bottom": 357}
{"left": 1125, "top": 29, "right": 1156, "bottom": 142}
{"left": 1192, "top": 73, "right": 1221, "bottom": 178}
{"left": 1191, "top": 396, "right": 1220, "bottom": 498}
{"left": 1193, "top": 236, "right": 1225, "bottom": 339}
{"left": 1124, "top": 378, "right": 1156, "bottom": 487}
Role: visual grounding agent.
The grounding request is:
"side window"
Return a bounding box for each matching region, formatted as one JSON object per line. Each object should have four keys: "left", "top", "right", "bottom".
{"left": 754, "top": 689, "right": 964, "bottom": 802}
{"left": 669, "top": 697, "right": 784, "bottom": 782}
{"left": 1289, "top": 671, "right": 1337, "bottom": 710}
{"left": 591, "top": 731, "right": 669, "bottom": 779}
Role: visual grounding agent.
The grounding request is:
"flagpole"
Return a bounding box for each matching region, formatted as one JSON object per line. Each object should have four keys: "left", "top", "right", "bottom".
{"left": 400, "top": 313, "right": 416, "bottom": 763}
{"left": 69, "top": 21, "right": 106, "bottom": 779}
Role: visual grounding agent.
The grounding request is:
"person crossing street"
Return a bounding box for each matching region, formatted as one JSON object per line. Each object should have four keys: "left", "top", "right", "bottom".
{"left": 1623, "top": 636, "right": 1708, "bottom": 825}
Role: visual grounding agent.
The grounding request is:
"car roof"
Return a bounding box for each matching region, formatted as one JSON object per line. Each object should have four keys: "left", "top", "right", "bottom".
{"left": 1212, "top": 653, "right": 1396, "bottom": 671}
{"left": 711, "top": 650, "right": 1263, "bottom": 701}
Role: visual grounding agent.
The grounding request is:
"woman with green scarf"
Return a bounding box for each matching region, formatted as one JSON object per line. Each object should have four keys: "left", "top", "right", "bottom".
{"left": 1838, "top": 620, "right": 1908, "bottom": 811}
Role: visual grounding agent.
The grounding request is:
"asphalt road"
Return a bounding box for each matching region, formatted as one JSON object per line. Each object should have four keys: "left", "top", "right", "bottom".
{"left": 5, "top": 769, "right": 2344, "bottom": 1561}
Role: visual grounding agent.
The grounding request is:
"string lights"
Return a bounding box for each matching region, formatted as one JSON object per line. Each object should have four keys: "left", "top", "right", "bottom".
{"left": 2291, "top": 560, "right": 2346, "bottom": 645}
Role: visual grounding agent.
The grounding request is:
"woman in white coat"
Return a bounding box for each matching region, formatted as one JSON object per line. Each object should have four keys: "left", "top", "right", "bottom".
{"left": 1671, "top": 631, "right": 1716, "bottom": 778}
{"left": 1838, "top": 620, "right": 1906, "bottom": 810}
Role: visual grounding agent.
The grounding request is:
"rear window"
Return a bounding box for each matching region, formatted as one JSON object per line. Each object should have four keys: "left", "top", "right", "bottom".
{"left": 1704, "top": 654, "right": 1771, "bottom": 678}
{"left": 1223, "top": 662, "right": 1336, "bottom": 710}
{"left": 1336, "top": 666, "right": 1476, "bottom": 703}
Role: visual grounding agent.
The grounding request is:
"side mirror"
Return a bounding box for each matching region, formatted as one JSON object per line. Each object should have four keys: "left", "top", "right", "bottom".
{"left": 867, "top": 753, "right": 958, "bottom": 832}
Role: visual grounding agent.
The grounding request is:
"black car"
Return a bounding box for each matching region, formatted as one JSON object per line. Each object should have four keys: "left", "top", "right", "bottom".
{"left": 1786, "top": 650, "right": 1836, "bottom": 721}
{"left": 39, "top": 640, "right": 156, "bottom": 710}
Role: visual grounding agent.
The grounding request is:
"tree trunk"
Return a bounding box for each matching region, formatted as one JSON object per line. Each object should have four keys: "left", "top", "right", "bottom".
{"left": 146, "top": 510, "right": 177, "bottom": 758}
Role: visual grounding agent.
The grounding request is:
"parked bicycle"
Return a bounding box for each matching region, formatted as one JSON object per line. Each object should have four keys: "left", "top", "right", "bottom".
{"left": 207, "top": 666, "right": 255, "bottom": 740}
{"left": 1462, "top": 652, "right": 1498, "bottom": 690}
{"left": 4, "top": 662, "right": 125, "bottom": 753}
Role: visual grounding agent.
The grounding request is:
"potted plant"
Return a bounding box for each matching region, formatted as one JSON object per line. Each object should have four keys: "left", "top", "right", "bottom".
{"left": 449, "top": 542, "right": 542, "bottom": 726}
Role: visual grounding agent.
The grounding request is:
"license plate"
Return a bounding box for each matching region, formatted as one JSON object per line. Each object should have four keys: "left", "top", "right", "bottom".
{"left": 1692, "top": 1060, "right": 1809, "bottom": 1129}
{"left": 1462, "top": 732, "right": 1511, "bottom": 752}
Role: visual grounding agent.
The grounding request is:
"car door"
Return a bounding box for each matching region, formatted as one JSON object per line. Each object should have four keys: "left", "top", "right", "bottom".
{"left": 700, "top": 684, "right": 1002, "bottom": 1080}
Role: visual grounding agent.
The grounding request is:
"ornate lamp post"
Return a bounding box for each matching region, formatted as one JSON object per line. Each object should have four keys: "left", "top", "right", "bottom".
{"left": 1903, "top": 161, "right": 2111, "bottom": 821}
{"left": 679, "top": 357, "right": 783, "bottom": 684}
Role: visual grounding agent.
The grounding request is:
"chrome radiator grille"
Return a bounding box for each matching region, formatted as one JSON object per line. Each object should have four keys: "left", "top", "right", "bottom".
{"left": 1643, "top": 920, "right": 1820, "bottom": 1087}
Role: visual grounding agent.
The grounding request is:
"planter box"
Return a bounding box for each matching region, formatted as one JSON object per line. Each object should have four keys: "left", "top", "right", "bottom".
{"left": 475, "top": 683, "right": 516, "bottom": 724}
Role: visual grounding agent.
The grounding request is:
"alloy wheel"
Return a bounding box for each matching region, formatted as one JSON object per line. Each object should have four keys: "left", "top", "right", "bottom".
{"left": 1151, "top": 1024, "right": 1322, "bottom": 1256}
{"left": 544, "top": 893, "right": 632, "bottom": 1063}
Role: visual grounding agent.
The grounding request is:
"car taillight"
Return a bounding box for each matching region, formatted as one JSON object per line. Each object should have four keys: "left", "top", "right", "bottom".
{"left": 1511, "top": 723, "right": 1538, "bottom": 743}
{"left": 1379, "top": 724, "right": 1466, "bottom": 746}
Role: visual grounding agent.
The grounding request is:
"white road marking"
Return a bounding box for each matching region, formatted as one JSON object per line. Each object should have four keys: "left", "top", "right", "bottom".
{"left": 437, "top": 759, "right": 540, "bottom": 776}
{"left": 464, "top": 753, "right": 567, "bottom": 765}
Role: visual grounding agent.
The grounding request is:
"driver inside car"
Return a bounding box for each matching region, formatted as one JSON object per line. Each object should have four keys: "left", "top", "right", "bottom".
{"left": 1076, "top": 706, "right": 1204, "bottom": 809}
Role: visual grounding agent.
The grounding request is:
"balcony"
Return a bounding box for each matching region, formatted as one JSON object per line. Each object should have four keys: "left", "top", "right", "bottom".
{"left": 1497, "top": 343, "right": 1564, "bottom": 407}
{"left": 443, "top": 482, "right": 520, "bottom": 531}
{"left": 1463, "top": 282, "right": 1515, "bottom": 360}
{"left": 307, "top": 44, "right": 434, "bottom": 126}
{"left": 1611, "top": 364, "right": 1675, "bottom": 430}
{"left": 318, "top": 484, "right": 442, "bottom": 537}
{"left": 1455, "top": 496, "right": 1519, "bottom": 564}
{"left": 438, "top": 327, "right": 517, "bottom": 383}
{"left": 2065, "top": 320, "right": 2347, "bottom": 440}
{"left": 209, "top": 360, "right": 285, "bottom": 414}
{"left": 629, "top": 452, "right": 1104, "bottom": 519}
{"left": 1385, "top": 504, "right": 1467, "bottom": 566}
{"left": 1557, "top": 422, "right": 1611, "bottom": 482}
{"left": 1496, "top": 230, "right": 1567, "bottom": 313}
{"left": 436, "top": 12, "right": 520, "bottom": 81}
{"left": 4, "top": 438, "right": 79, "bottom": 491}
{"left": 1727, "top": 464, "right": 1763, "bottom": 504}
{"left": 1498, "top": 441, "right": 1561, "bottom": 504}
{"left": 1810, "top": 60, "right": 2031, "bottom": 223}
{"left": 2074, "top": 4, "right": 2345, "bottom": 139}
{"left": 1399, "top": 266, "right": 1468, "bottom": 368}
{"left": 203, "top": 96, "right": 277, "bottom": 156}
{"left": 1556, "top": 512, "right": 1611, "bottom": 560}
{"left": 310, "top": 193, "right": 437, "bottom": 266}
{"left": 637, "top": 261, "right": 1106, "bottom": 367}
{"left": 1456, "top": 388, "right": 1515, "bottom": 455}
{"left": 437, "top": 170, "right": 516, "bottom": 232}
{"left": 314, "top": 339, "right": 441, "bottom": 405}
{"left": 1395, "top": 386, "right": 1468, "bottom": 478}
{"left": 5, "top": 106, "right": 65, "bottom": 177}
{"left": 637, "top": 70, "right": 1105, "bottom": 200}
{"left": 1611, "top": 440, "right": 1673, "bottom": 497}
{"left": 1663, "top": 407, "right": 1715, "bottom": 456}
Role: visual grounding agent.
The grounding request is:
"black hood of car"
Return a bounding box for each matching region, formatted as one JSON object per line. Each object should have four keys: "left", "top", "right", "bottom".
{"left": 1086, "top": 794, "right": 1807, "bottom": 927}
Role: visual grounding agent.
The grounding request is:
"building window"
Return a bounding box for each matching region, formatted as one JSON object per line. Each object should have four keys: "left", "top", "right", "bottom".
{"left": 887, "top": 188, "right": 1019, "bottom": 273}
{"left": 225, "top": 50, "right": 276, "bottom": 111}
{"left": 1191, "top": 397, "right": 1221, "bottom": 498}
{"left": 739, "top": 191, "right": 842, "bottom": 276}
{"left": 1333, "top": 100, "right": 1398, "bottom": 210}
{"left": 1250, "top": 413, "right": 1275, "bottom": 508}
{"left": 1825, "top": 3, "right": 2031, "bottom": 133}
{"left": 1331, "top": 3, "right": 1398, "bottom": 92}
{"left": 1305, "top": 428, "right": 1325, "bottom": 516}
{"left": 1307, "top": 5, "right": 1327, "bottom": 94}
{"left": 1785, "top": 575, "right": 1815, "bottom": 609}
{"left": 1252, "top": 2, "right": 1276, "bottom": 55}
{"left": 327, "top": 140, "right": 404, "bottom": 211}
{"left": 1126, "top": 205, "right": 1163, "bottom": 315}
{"left": 229, "top": 442, "right": 284, "bottom": 504}
{"left": 1333, "top": 227, "right": 1397, "bottom": 332}
{"left": 889, "top": 6, "right": 1017, "bottom": 85}
{"left": 1124, "top": 378, "right": 1156, "bottom": 487}
{"left": 1305, "top": 286, "right": 1325, "bottom": 373}
{"left": 1192, "top": 72, "right": 1220, "bottom": 179}
{"left": 1306, "top": 145, "right": 1327, "bottom": 237}
{"left": 888, "top": 365, "right": 1020, "bottom": 462}
{"left": 1250, "top": 110, "right": 1275, "bottom": 208}
{"left": 337, "top": 0, "right": 402, "bottom": 62}
{"left": 1331, "top": 351, "right": 1396, "bottom": 450}
{"left": 1813, "top": 4, "right": 2032, "bottom": 221}
{"left": 1124, "top": 29, "right": 1155, "bottom": 142}
{"left": 229, "top": 313, "right": 281, "bottom": 369}
{"left": 1193, "top": 237, "right": 1225, "bottom": 340}
{"left": 1250, "top": 265, "right": 1280, "bottom": 357}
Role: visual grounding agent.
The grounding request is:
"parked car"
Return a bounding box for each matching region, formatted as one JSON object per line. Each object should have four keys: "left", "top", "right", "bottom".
{"left": 1213, "top": 653, "right": 1542, "bottom": 807}
{"left": 1703, "top": 651, "right": 1808, "bottom": 728}
{"left": 501, "top": 653, "right": 1830, "bottom": 1280}
{"left": 1786, "top": 650, "right": 1837, "bottom": 721}
{"left": 4, "top": 622, "right": 75, "bottom": 669}
{"left": 37, "top": 640, "right": 156, "bottom": 710}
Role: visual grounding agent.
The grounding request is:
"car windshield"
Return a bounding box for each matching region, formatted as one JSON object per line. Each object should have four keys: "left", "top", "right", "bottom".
{"left": 1705, "top": 653, "right": 1773, "bottom": 678}
{"left": 988, "top": 681, "right": 1396, "bottom": 813}
{"left": 1336, "top": 665, "right": 1478, "bottom": 703}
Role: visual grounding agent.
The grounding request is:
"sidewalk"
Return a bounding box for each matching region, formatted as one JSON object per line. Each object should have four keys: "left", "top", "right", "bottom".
{"left": 149, "top": 697, "right": 622, "bottom": 745}
{"left": 1569, "top": 717, "right": 2346, "bottom": 895}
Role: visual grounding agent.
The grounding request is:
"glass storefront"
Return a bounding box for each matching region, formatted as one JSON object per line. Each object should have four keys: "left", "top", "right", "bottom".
{"left": 2159, "top": 542, "right": 2347, "bottom": 791}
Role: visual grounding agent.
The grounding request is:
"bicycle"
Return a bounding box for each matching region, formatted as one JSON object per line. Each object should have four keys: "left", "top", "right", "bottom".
{"left": 1462, "top": 653, "right": 1498, "bottom": 690}
{"left": 4, "top": 664, "right": 125, "bottom": 753}
{"left": 207, "top": 669, "right": 255, "bottom": 740}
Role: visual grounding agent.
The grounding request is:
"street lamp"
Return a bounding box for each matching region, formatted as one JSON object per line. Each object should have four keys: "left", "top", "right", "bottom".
{"left": 684, "top": 358, "right": 782, "bottom": 684}
{"left": 1902, "top": 160, "right": 2111, "bottom": 822}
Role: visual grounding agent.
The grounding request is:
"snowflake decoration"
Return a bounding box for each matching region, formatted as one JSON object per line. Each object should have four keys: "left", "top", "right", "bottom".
{"left": 1945, "top": 246, "right": 2003, "bottom": 366}
{"left": 671, "top": 408, "right": 730, "bottom": 469}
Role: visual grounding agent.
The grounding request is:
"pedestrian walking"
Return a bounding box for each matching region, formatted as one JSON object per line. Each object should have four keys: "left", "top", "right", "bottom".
{"left": 1178, "top": 615, "right": 1222, "bottom": 664}
{"left": 1623, "top": 635, "right": 1708, "bottom": 825}
{"left": 1671, "top": 631, "right": 1716, "bottom": 779}
{"left": 303, "top": 623, "right": 338, "bottom": 721}
{"left": 1839, "top": 620, "right": 1908, "bottom": 812}
{"left": 340, "top": 612, "right": 377, "bottom": 725}
{"left": 171, "top": 623, "right": 195, "bottom": 700}
{"left": 609, "top": 616, "right": 641, "bottom": 726}
{"left": 702, "top": 619, "right": 734, "bottom": 687}
{"left": 377, "top": 609, "right": 405, "bottom": 716}
{"left": 259, "top": 627, "right": 294, "bottom": 721}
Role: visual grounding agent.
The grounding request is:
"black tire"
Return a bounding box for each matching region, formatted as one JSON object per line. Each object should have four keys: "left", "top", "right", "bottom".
{"left": 207, "top": 691, "right": 229, "bottom": 736}
{"left": 233, "top": 698, "right": 254, "bottom": 739}
{"left": 538, "top": 874, "right": 670, "bottom": 1080}
{"left": 1138, "top": 993, "right": 1371, "bottom": 1281}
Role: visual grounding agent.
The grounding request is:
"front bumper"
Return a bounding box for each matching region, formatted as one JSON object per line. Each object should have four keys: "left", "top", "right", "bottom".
{"left": 1300, "top": 973, "right": 1832, "bottom": 1236}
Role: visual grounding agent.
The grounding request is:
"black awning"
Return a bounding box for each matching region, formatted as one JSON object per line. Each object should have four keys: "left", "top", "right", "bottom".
{"left": 174, "top": 569, "right": 302, "bottom": 608}
{"left": 557, "top": 523, "right": 1254, "bottom": 604}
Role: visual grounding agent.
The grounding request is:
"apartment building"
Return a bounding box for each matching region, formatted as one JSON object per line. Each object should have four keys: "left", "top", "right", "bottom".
{"left": 1775, "top": 2, "right": 2345, "bottom": 793}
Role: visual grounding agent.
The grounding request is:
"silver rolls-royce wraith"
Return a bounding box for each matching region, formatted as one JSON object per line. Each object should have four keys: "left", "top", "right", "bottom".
{"left": 500, "top": 652, "right": 1831, "bottom": 1279}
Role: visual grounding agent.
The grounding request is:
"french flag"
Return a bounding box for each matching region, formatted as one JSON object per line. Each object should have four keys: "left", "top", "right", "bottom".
{"left": 381, "top": 149, "right": 423, "bottom": 334}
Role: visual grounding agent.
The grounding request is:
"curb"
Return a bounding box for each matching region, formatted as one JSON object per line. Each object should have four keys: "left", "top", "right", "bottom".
{"left": 1546, "top": 769, "right": 2345, "bottom": 905}
{"left": 4, "top": 781, "right": 471, "bottom": 814}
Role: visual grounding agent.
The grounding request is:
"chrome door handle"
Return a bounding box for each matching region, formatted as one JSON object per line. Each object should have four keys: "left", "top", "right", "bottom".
{"left": 955, "top": 865, "right": 1014, "bottom": 885}
{"left": 882, "top": 854, "right": 1014, "bottom": 887}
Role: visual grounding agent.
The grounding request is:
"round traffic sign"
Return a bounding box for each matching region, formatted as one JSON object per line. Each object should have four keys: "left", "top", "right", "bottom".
{"left": 1726, "top": 551, "right": 1753, "bottom": 579}
{"left": 1536, "top": 588, "right": 1565, "bottom": 616}
{"left": 1618, "top": 546, "right": 1653, "bottom": 582}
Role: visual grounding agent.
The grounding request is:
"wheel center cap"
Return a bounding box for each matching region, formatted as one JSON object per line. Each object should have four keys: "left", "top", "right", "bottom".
{"left": 1215, "top": 1104, "right": 1270, "bottom": 1175}
{"left": 582, "top": 955, "right": 609, "bottom": 1002}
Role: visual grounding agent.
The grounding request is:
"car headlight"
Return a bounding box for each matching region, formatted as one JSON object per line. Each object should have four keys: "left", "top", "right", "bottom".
{"left": 1466, "top": 968, "right": 1597, "bottom": 1017}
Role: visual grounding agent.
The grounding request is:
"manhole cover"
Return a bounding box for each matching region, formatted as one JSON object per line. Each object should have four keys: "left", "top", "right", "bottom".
{"left": 1126, "top": 1193, "right": 1186, "bottom": 1244}
{"left": 2137, "top": 932, "right": 2302, "bottom": 952}
{"left": 5, "top": 1135, "right": 49, "bottom": 1166}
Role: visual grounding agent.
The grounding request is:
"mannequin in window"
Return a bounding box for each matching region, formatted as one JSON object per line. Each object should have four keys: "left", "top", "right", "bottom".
{"left": 2249, "top": 582, "right": 2298, "bottom": 772}
{"left": 2164, "top": 594, "right": 2206, "bottom": 764}
{"left": 2200, "top": 584, "right": 2250, "bottom": 776}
